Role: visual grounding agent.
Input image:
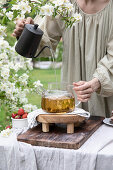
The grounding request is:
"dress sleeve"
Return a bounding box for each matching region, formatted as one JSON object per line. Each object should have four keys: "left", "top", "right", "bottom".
{"left": 34, "top": 15, "right": 63, "bottom": 57}
{"left": 93, "top": 23, "right": 113, "bottom": 97}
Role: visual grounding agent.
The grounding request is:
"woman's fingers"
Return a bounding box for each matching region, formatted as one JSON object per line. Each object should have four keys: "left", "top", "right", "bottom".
{"left": 76, "top": 89, "right": 92, "bottom": 102}
{"left": 12, "top": 19, "right": 25, "bottom": 37}
{"left": 73, "top": 81, "right": 85, "bottom": 86}
{"left": 74, "top": 88, "right": 93, "bottom": 95}
{"left": 73, "top": 78, "right": 100, "bottom": 102}
{"left": 73, "top": 81, "right": 93, "bottom": 102}
{"left": 25, "top": 17, "right": 34, "bottom": 24}
{"left": 12, "top": 28, "right": 23, "bottom": 37}
{"left": 16, "top": 19, "right": 25, "bottom": 27}
{"left": 12, "top": 29, "right": 19, "bottom": 37}
{"left": 12, "top": 17, "right": 34, "bottom": 37}
{"left": 73, "top": 82, "right": 91, "bottom": 91}
{"left": 78, "top": 97, "right": 90, "bottom": 102}
{"left": 77, "top": 93, "right": 91, "bottom": 99}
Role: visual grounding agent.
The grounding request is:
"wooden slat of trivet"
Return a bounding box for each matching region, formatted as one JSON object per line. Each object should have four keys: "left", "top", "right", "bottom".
{"left": 17, "top": 116, "right": 104, "bottom": 149}
{"left": 37, "top": 114, "right": 86, "bottom": 133}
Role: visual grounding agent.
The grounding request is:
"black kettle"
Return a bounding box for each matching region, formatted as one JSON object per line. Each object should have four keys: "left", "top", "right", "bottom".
{"left": 15, "top": 24, "right": 50, "bottom": 58}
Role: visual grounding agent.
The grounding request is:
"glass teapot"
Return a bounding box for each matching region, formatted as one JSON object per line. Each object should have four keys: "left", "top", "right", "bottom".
{"left": 39, "top": 82, "right": 81, "bottom": 114}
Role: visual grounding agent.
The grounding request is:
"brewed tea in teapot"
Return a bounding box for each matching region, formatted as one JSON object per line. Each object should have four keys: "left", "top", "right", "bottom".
{"left": 40, "top": 83, "right": 80, "bottom": 114}
{"left": 41, "top": 90, "right": 75, "bottom": 113}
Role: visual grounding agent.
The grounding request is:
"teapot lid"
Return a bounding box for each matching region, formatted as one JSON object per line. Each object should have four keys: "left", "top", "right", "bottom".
{"left": 25, "top": 24, "right": 43, "bottom": 35}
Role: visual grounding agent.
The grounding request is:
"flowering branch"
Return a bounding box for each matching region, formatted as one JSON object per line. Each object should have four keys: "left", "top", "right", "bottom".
{"left": 0, "top": 0, "right": 82, "bottom": 114}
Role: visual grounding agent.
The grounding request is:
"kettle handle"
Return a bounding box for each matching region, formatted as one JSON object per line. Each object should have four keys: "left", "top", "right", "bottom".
{"left": 16, "top": 36, "right": 19, "bottom": 40}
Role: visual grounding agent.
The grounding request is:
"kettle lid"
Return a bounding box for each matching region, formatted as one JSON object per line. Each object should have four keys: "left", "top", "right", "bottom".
{"left": 25, "top": 24, "right": 43, "bottom": 35}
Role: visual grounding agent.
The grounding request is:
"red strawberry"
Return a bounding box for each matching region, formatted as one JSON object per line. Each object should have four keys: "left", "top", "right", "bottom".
{"left": 112, "top": 110, "right": 113, "bottom": 116}
{"left": 15, "top": 115, "right": 21, "bottom": 119}
{"left": 6, "top": 125, "right": 12, "bottom": 129}
{"left": 12, "top": 113, "right": 17, "bottom": 118}
{"left": 18, "top": 108, "right": 24, "bottom": 116}
{"left": 22, "top": 113, "right": 28, "bottom": 119}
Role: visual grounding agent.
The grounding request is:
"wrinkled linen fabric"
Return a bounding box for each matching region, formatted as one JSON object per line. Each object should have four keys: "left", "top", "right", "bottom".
{"left": 0, "top": 125, "right": 113, "bottom": 170}
{"left": 32, "top": 125, "right": 113, "bottom": 170}
{"left": 27, "top": 108, "right": 90, "bottom": 129}
{"left": 34, "top": 0, "right": 113, "bottom": 117}
{"left": 0, "top": 133, "right": 37, "bottom": 170}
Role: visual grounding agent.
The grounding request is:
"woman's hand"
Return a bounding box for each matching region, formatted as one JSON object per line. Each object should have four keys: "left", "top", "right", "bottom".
{"left": 12, "top": 17, "right": 34, "bottom": 37}
{"left": 73, "top": 78, "right": 101, "bottom": 102}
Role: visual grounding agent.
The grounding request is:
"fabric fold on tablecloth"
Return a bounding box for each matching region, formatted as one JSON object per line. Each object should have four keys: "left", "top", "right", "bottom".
{"left": 31, "top": 125, "right": 113, "bottom": 170}
{"left": 75, "top": 125, "right": 113, "bottom": 170}
{"left": 0, "top": 133, "right": 38, "bottom": 170}
{"left": 27, "top": 108, "right": 90, "bottom": 129}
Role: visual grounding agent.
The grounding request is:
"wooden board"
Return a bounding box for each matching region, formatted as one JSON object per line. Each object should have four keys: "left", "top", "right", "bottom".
{"left": 17, "top": 116, "right": 104, "bottom": 149}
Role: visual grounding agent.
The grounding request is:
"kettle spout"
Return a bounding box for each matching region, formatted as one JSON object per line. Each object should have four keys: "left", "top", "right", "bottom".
{"left": 33, "top": 46, "right": 51, "bottom": 58}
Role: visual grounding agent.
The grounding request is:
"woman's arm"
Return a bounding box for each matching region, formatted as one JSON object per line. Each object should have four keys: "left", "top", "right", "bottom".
{"left": 34, "top": 15, "right": 63, "bottom": 57}
{"left": 13, "top": 16, "right": 63, "bottom": 57}
{"left": 73, "top": 78, "right": 101, "bottom": 102}
{"left": 73, "top": 22, "right": 113, "bottom": 102}
{"left": 93, "top": 22, "right": 113, "bottom": 97}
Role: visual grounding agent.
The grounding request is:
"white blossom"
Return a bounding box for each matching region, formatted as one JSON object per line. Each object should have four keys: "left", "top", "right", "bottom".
{"left": 17, "top": 1, "right": 31, "bottom": 14}
{"left": 12, "top": 5, "right": 19, "bottom": 10}
{"left": 2, "top": 8, "right": 6, "bottom": 13}
{"left": 0, "top": 128, "right": 12, "bottom": 138}
{"left": 0, "top": 52, "right": 8, "bottom": 61}
{"left": 33, "top": 80, "right": 43, "bottom": 88}
{"left": 19, "top": 97, "right": 28, "bottom": 104}
{"left": 23, "top": 104, "right": 37, "bottom": 113}
{"left": 0, "top": 25, "right": 6, "bottom": 37}
{"left": 19, "top": 73, "right": 29, "bottom": 86}
{"left": 73, "top": 13, "right": 82, "bottom": 22}
{"left": 6, "top": 11, "right": 13, "bottom": 20}
{"left": 1, "top": 67, "right": 10, "bottom": 79}
{"left": 0, "top": 82, "right": 8, "bottom": 91}
{"left": 40, "top": 5, "right": 54, "bottom": 16}
{"left": 52, "top": 0, "right": 69, "bottom": 7}
{"left": 0, "top": 38, "right": 10, "bottom": 51}
{"left": 65, "top": 3, "right": 74, "bottom": 12}
{"left": 0, "top": 0, "right": 7, "bottom": 6}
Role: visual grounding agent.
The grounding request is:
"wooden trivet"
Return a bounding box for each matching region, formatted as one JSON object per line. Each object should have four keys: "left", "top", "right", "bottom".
{"left": 37, "top": 114, "right": 86, "bottom": 134}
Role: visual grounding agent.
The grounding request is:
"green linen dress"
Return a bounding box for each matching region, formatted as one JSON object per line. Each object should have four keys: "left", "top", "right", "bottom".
{"left": 34, "top": 0, "right": 113, "bottom": 117}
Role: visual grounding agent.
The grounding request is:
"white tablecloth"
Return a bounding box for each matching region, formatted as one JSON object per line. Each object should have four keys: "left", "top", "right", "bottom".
{"left": 0, "top": 124, "right": 113, "bottom": 170}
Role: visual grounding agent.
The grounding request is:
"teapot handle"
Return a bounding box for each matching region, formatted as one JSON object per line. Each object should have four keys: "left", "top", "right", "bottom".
{"left": 67, "top": 85, "right": 81, "bottom": 107}
{"left": 75, "top": 100, "right": 81, "bottom": 107}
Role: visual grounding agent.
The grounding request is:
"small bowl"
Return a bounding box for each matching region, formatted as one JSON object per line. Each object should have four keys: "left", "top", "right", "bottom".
{"left": 11, "top": 117, "right": 28, "bottom": 129}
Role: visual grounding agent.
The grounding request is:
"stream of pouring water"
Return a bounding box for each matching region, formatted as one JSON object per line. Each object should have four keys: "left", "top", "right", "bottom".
{"left": 36, "top": 47, "right": 59, "bottom": 96}
{"left": 49, "top": 47, "right": 58, "bottom": 85}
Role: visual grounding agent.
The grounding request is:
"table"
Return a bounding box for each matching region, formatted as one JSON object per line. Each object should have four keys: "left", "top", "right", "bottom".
{"left": 0, "top": 124, "right": 113, "bottom": 170}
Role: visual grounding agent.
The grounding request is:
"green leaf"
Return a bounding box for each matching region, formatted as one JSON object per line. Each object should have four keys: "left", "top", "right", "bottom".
{"left": 13, "top": 10, "right": 18, "bottom": 18}
{"left": 2, "top": 16, "right": 8, "bottom": 24}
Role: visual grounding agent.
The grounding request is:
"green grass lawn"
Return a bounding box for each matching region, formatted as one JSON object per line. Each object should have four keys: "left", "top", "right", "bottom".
{"left": 0, "top": 68, "right": 61, "bottom": 131}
